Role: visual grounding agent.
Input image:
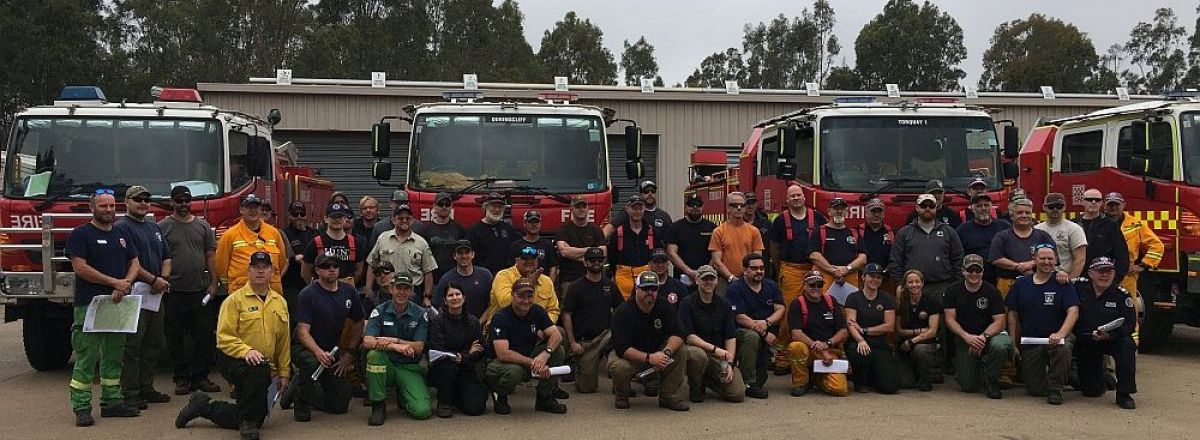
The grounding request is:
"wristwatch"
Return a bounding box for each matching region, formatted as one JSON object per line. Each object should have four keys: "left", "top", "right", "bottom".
{"left": 545, "top": 347, "right": 553, "bottom": 355}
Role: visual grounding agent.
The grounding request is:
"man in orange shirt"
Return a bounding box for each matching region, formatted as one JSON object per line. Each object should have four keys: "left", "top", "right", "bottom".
{"left": 215, "top": 194, "right": 288, "bottom": 296}
{"left": 709, "top": 192, "right": 765, "bottom": 296}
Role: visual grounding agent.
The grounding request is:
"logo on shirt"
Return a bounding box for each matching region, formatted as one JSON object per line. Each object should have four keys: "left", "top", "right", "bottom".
{"left": 653, "top": 218, "right": 665, "bottom": 228}
{"left": 530, "top": 324, "right": 537, "bottom": 334}
{"left": 155, "top": 232, "right": 163, "bottom": 242}
{"left": 822, "top": 312, "right": 834, "bottom": 320}
{"left": 1043, "top": 292, "right": 1056, "bottom": 305}
{"left": 345, "top": 299, "right": 352, "bottom": 309}
{"left": 918, "top": 311, "right": 928, "bottom": 321}
{"left": 667, "top": 292, "right": 678, "bottom": 305}
{"left": 653, "top": 318, "right": 663, "bottom": 329}
{"left": 935, "top": 230, "right": 945, "bottom": 238}
{"left": 731, "top": 304, "right": 738, "bottom": 312}
{"left": 1126, "top": 297, "right": 1134, "bottom": 308}
{"left": 370, "top": 309, "right": 380, "bottom": 318}
{"left": 409, "top": 321, "right": 418, "bottom": 329}
{"left": 119, "top": 238, "right": 127, "bottom": 248}
{"left": 1105, "top": 301, "right": 1117, "bottom": 308}
{"left": 976, "top": 298, "right": 989, "bottom": 309}
{"left": 874, "top": 304, "right": 883, "bottom": 312}
{"left": 846, "top": 235, "right": 857, "bottom": 245}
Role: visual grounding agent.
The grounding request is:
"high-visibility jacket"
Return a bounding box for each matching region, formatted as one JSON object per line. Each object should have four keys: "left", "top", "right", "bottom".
{"left": 1119, "top": 213, "right": 1164, "bottom": 270}
{"left": 215, "top": 220, "right": 287, "bottom": 294}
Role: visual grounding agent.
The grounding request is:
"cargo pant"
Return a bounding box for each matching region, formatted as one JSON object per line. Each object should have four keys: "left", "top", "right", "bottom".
{"left": 69, "top": 306, "right": 126, "bottom": 411}
{"left": 609, "top": 348, "right": 688, "bottom": 405}
{"left": 365, "top": 350, "right": 431, "bottom": 419}
{"left": 485, "top": 341, "right": 566, "bottom": 400}
{"left": 845, "top": 336, "right": 899, "bottom": 393}
{"left": 895, "top": 341, "right": 940, "bottom": 389}
{"left": 293, "top": 346, "right": 353, "bottom": 414}
{"left": 950, "top": 334, "right": 1009, "bottom": 392}
{"left": 787, "top": 342, "right": 849, "bottom": 397}
{"left": 122, "top": 308, "right": 165, "bottom": 401}
{"left": 734, "top": 328, "right": 774, "bottom": 388}
{"left": 684, "top": 346, "right": 745, "bottom": 402}
{"left": 164, "top": 289, "right": 215, "bottom": 386}
{"left": 1076, "top": 336, "right": 1137, "bottom": 397}
{"left": 572, "top": 330, "right": 612, "bottom": 394}
{"left": 196, "top": 354, "right": 274, "bottom": 430}
{"left": 996, "top": 277, "right": 1019, "bottom": 385}
{"left": 1019, "top": 339, "right": 1073, "bottom": 397}
{"left": 774, "top": 262, "right": 812, "bottom": 370}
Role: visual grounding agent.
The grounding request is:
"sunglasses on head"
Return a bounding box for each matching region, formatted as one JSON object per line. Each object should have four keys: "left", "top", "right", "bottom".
{"left": 1035, "top": 243, "right": 1056, "bottom": 251}
{"left": 806, "top": 281, "right": 825, "bottom": 288}
{"left": 94, "top": 188, "right": 114, "bottom": 195}
{"left": 1083, "top": 197, "right": 1102, "bottom": 203}
{"left": 520, "top": 248, "right": 539, "bottom": 257}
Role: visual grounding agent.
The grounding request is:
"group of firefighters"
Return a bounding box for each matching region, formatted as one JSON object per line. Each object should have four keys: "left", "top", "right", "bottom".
{"left": 63, "top": 177, "right": 1162, "bottom": 439}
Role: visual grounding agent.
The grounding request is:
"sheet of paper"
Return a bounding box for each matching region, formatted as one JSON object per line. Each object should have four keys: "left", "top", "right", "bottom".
{"left": 825, "top": 281, "right": 857, "bottom": 306}
{"left": 812, "top": 359, "right": 849, "bottom": 374}
{"left": 428, "top": 349, "right": 456, "bottom": 363}
{"left": 1097, "top": 318, "right": 1125, "bottom": 332}
{"left": 533, "top": 365, "right": 573, "bottom": 378}
{"left": 23, "top": 171, "right": 51, "bottom": 197}
{"left": 130, "top": 282, "right": 162, "bottom": 312}
{"left": 83, "top": 295, "right": 142, "bottom": 333}
{"left": 264, "top": 378, "right": 279, "bottom": 423}
{"left": 1020, "top": 337, "right": 1064, "bottom": 345}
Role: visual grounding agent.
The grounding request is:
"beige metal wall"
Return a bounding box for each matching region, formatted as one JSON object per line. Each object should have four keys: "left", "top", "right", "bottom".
{"left": 198, "top": 83, "right": 1132, "bottom": 216}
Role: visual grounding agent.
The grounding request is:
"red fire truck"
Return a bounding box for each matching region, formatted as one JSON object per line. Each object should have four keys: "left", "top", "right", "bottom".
{"left": 1018, "top": 96, "right": 1200, "bottom": 351}
{"left": 686, "top": 97, "right": 1020, "bottom": 231}
{"left": 368, "top": 90, "right": 643, "bottom": 232}
{"left": 0, "top": 86, "right": 333, "bottom": 370}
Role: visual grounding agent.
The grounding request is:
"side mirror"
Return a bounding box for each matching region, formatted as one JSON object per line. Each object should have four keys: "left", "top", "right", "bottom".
{"left": 624, "top": 160, "right": 644, "bottom": 180}
{"left": 1002, "top": 161, "right": 1019, "bottom": 180}
{"left": 624, "top": 125, "right": 642, "bottom": 160}
{"left": 1002, "top": 125, "right": 1020, "bottom": 159}
{"left": 776, "top": 161, "right": 797, "bottom": 181}
{"left": 1130, "top": 120, "right": 1148, "bottom": 151}
{"left": 372, "top": 160, "right": 393, "bottom": 181}
{"left": 267, "top": 108, "right": 282, "bottom": 127}
{"left": 372, "top": 122, "right": 391, "bottom": 158}
{"left": 780, "top": 126, "right": 798, "bottom": 159}
{"left": 246, "top": 137, "right": 271, "bottom": 177}
{"left": 1124, "top": 155, "right": 1148, "bottom": 177}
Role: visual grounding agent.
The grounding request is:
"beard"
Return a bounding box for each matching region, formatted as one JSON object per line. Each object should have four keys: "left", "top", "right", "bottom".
{"left": 173, "top": 204, "right": 190, "bottom": 216}
{"left": 485, "top": 211, "right": 503, "bottom": 223}
{"left": 94, "top": 212, "right": 115, "bottom": 224}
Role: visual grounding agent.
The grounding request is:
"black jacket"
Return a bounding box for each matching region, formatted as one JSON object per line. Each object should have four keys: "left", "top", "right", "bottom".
{"left": 429, "top": 311, "right": 484, "bottom": 365}
{"left": 1075, "top": 215, "right": 1130, "bottom": 282}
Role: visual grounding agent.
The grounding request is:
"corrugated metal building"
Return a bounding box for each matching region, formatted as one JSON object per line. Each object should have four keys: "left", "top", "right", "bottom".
{"left": 198, "top": 80, "right": 1151, "bottom": 216}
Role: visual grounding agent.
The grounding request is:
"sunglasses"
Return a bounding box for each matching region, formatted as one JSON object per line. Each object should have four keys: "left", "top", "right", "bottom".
{"left": 1044, "top": 204, "right": 1064, "bottom": 210}
{"left": 130, "top": 196, "right": 152, "bottom": 203}
{"left": 173, "top": 198, "right": 192, "bottom": 204}
{"left": 436, "top": 202, "right": 452, "bottom": 208}
{"left": 806, "top": 281, "right": 825, "bottom": 289}
{"left": 585, "top": 257, "right": 606, "bottom": 262}
{"left": 289, "top": 210, "right": 305, "bottom": 217}
{"left": 514, "top": 291, "right": 535, "bottom": 298}
{"left": 94, "top": 188, "right": 114, "bottom": 195}
{"left": 728, "top": 203, "right": 746, "bottom": 208}
{"left": 316, "top": 263, "right": 339, "bottom": 270}
{"left": 639, "top": 285, "right": 660, "bottom": 292}
{"left": 918, "top": 203, "right": 937, "bottom": 209}
{"left": 869, "top": 208, "right": 884, "bottom": 213}
{"left": 1083, "top": 197, "right": 1103, "bottom": 203}
{"left": 965, "top": 267, "right": 984, "bottom": 274}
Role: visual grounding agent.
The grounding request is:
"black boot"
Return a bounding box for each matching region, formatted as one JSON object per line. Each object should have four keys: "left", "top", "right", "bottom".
{"left": 74, "top": 408, "right": 94, "bottom": 427}
{"left": 175, "top": 392, "right": 211, "bottom": 428}
{"left": 368, "top": 402, "right": 387, "bottom": 426}
{"left": 239, "top": 421, "right": 260, "bottom": 440}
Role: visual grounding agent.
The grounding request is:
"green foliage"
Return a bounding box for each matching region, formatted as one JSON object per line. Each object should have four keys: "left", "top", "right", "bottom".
{"left": 683, "top": 48, "right": 747, "bottom": 88}
{"left": 979, "top": 14, "right": 1100, "bottom": 93}
{"left": 823, "top": 66, "right": 862, "bottom": 90}
{"left": 1123, "top": 8, "right": 1188, "bottom": 93}
{"left": 620, "top": 37, "right": 663, "bottom": 86}
{"left": 741, "top": 0, "right": 839, "bottom": 89}
{"left": 854, "top": 0, "right": 966, "bottom": 91}
{"left": 537, "top": 11, "right": 618, "bottom": 85}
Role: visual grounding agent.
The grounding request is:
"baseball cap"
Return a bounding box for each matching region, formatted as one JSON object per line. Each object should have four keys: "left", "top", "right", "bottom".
{"left": 916, "top": 194, "right": 938, "bottom": 205}
{"left": 517, "top": 246, "right": 539, "bottom": 259}
{"left": 391, "top": 190, "right": 408, "bottom": 202}
{"left": 963, "top": 254, "right": 985, "bottom": 270}
{"left": 570, "top": 196, "right": 588, "bottom": 207}
{"left": 326, "top": 203, "right": 353, "bottom": 217}
{"left": 828, "top": 197, "right": 848, "bottom": 209}
{"left": 288, "top": 201, "right": 306, "bottom": 215}
{"left": 125, "top": 185, "right": 150, "bottom": 199}
{"left": 684, "top": 194, "right": 704, "bottom": 207}
{"left": 1105, "top": 192, "right": 1125, "bottom": 204}
{"left": 249, "top": 251, "right": 272, "bottom": 267}
{"left": 866, "top": 198, "right": 885, "bottom": 210}
{"left": 696, "top": 265, "right": 718, "bottom": 279}
{"left": 393, "top": 203, "right": 413, "bottom": 215}
{"left": 635, "top": 271, "right": 660, "bottom": 288}
{"left": 650, "top": 248, "right": 669, "bottom": 261}
{"left": 523, "top": 210, "right": 541, "bottom": 222}
{"left": 626, "top": 195, "right": 645, "bottom": 206}
{"left": 969, "top": 177, "right": 988, "bottom": 188}
{"left": 584, "top": 247, "right": 605, "bottom": 260}
{"left": 454, "top": 239, "right": 473, "bottom": 251}
{"left": 970, "top": 193, "right": 993, "bottom": 204}
{"left": 1044, "top": 192, "right": 1066, "bottom": 206}
{"left": 392, "top": 275, "right": 414, "bottom": 286}
{"left": 1089, "top": 257, "right": 1116, "bottom": 271}
{"left": 511, "top": 279, "right": 535, "bottom": 295}
{"left": 481, "top": 192, "right": 504, "bottom": 206}
{"left": 1010, "top": 197, "right": 1033, "bottom": 207}
{"left": 804, "top": 270, "right": 824, "bottom": 283}
{"left": 639, "top": 180, "right": 657, "bottom": 192}
{"left": 241, "top": 193, "right": 265, "bottom": 207}
{"left": 862, "top": 263, "right": 886, "bottom": 275}
{"left": 745, "top": 192, "right": 758, "bottom": 203}
{"left": 926, "top": 179, "right": 945, "bottom": 192}
{"left": 314, "top": 254, "right": 341, "bottom": 268}
{"left": 170, "top": 186, "right": 192, "bottom": 200}
{"left": 373, "top": 261, "right": 395, "bottom": 275}
{"left": 434, "top": 192, "right": 453, "bottom": 204}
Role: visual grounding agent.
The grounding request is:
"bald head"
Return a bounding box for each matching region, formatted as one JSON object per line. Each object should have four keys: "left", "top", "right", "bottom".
{"left": 786, "top": 185, "right": 805, "bottom": 211}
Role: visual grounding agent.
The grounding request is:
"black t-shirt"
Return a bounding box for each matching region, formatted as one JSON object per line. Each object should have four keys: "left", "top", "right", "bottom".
{"left": 303, "top": 231, "right": 367, "bottom": 279}
{"left": 655, "top": 276, "right": 691, "bottom": 314}
{"left": 608, "top": 220, "right": 664, "bottom": 267}
{"left": 295, "top": 282, "right": 365, "bottom": 351}
{"left": 64, "top": 223, "right": 139, "bottom": 304}
{"left": 487, "top": 304, "right": 554, "bottom": 358}
{"left": 678, "top": 293, "right": 737, "bottom": 348}
{"left": 787, "top": 295, "right": 845, "bottom": 342}
{"left": 667, "top": 217, "right": 716, "bottom": 271}
{"left": 282, "top": 225, "right": 314, "bottom": 289}
{"left": 553, "top": 221, "right": 606, "bottom": 283}
{"left": 611, "top": 299, "right": 685, "bottom": 356}
{"left": 468, "top": 220, "right": 520, "bottom": 274}
{"left": 844, "top": 290, "right": 896, "bottom": 331}
{"left": 808, "top": 225, "right": 860, "bottom": 266}
{"left": 509, "top": 237, "right": 559, "bottom": 273}
{"left": 956, "top": 219, "right": 1010, "bottom": 284}
{"left": 905, "top": 205, "right": 963, "bottom": 228}
{"left": 943, "top": 281, "right": 1006, "bottom": 335}
{"left": 899, "top": 294, "right": 941, "bottom": 330}
{"left": 612, "top": 208, "right": 672, "bottom": 231}
{"left": 770, "top": 210, "right": 826, "bottom": 263}
{"left": 415, "top": 219, "right": 467, "bottom": 279}
{"left": 561, "top": 276, "right": 623, "bottom": 341}
{"left": 856, "top": 224, "right": 893, "bottom": 268}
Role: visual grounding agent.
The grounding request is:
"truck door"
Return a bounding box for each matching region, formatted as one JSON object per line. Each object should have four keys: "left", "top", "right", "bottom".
{"left": 1049, "top": 125, "right": 1106, "bottom": 218}
{"left": 1110, "top": 119, "right": 1182, "bottom": 271}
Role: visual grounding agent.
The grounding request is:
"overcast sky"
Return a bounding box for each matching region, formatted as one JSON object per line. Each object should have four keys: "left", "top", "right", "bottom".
{"left": 516, "top": 0, "right": 1199, "bottom": 88}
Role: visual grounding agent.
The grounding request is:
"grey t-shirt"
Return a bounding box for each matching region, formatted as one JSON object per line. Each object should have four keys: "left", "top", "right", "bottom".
{"left": 1034, "top": 220, "right": 1087, "bottom": 274}
{"left": 987, "top": 228, "right": 1055, "bottom": 279}
{"left": 158, "top": 215, "right": 216, "bottom": 292}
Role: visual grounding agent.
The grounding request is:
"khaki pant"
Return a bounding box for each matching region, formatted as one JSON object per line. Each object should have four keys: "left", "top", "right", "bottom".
{"left": 609, "top": 349, "right": 688, "bottom": 404}
{"left": 996, "top": 277, "right": 1018, "bottom": 385}
{"left": 895, "top": 342, "right": 940, "bottom": 389}
{"left": 775, "top": 262, "right": 812, "bottom": 369}
{"left": 572, "top": 330, "right": 612, "bottom": 394}
{"left": 787, "top": 342, "right": 848, "bottom": 397}
{"left": 684, "top": 346, "right": 745, "bottom": 402}
{"left": 1019, "top": 339, "right": 1073, "bottom": 397}
{"left": 614, "top": 265, "right": 650, "bottom": 300}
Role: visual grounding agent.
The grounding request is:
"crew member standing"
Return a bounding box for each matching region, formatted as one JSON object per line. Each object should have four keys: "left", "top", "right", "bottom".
{"left": 609, "top": 195, "right": 664, "bottom": 299}
{"left": 414, "top": 192, "right": 467, "bottom": 283}
{"left": 889, "top": 193, "right": 964, "bottom": 301}
{"left": 709, "top": 192, "right": 764, "bottom": 293}
{"left": 988, "top": 198, "right": 1056, "bottom": 294}
{"left": 1035, "top": 192, "right": 1088, "bottom": 279}
{"left": 667, "top": 194, "right": 716, "bottom": 289}
{"left": 605, "top": 180, "right": 673, "bottom": 234}
{"left": 366, "top": 202, "right": 437, "bottom": 306}
{"left": 956, "top": 193, "right": 1010, "bottom": 285}
{"left": 1103, "top": 192, "right": 1163, "bottom": 337}
{"left": 281, "top": 201, "right": 314, "bottom": 313}
{"left": 856, "top": 198, "right": 893, "bottom": 292}
{"left": 215, "top": 194, "right": 287, "bottom": 295}
{"left": 554, "top": 197, "right": 607, "bottom": 295}
{"left": 808, "top": 197, "right": 867, "bottom": 298}
{"left": 509, "top": 211, "right": 559, "bottom": 283}
{"left": 468, "top": 192, "right": 520, "bottom": 275}
{"left": 1075, "top": 188, "right": 1130, "bottom": 283}
{"left": 115, "top": 186, "right": 173, "bottom": 409}
{"left": 769, "top": 185, "right": 824, "bottom": 374}
{"left": 159, "top": 186, "right": 222, "bottom": 396}
{"left": 904, "top": 180, "right": 962, "bottom": 227}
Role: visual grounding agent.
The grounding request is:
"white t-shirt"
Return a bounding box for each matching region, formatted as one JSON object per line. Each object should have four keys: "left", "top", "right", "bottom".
{"left": 1034, "top": 220, "right": 1088, "bottom": 274}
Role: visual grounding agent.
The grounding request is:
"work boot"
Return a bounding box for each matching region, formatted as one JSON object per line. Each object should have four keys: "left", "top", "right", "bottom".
{"left": 100, "top": 402, "right": 141, "bottom": 417}
{"left": 746, "top": 385, "right": 768, "bottom": 399}
{"left": 367, "top": 402, "right": 387, "bottom": 426}
{"left": 174, "top": 381, "right": 192, "bottom": 396}
{"left": 493, "top": 394, "right": 511, "bottom": 415}
{"left": 195, "top": 379, "right": 222, "bottom": 393}
{"left": 352, "top": 384, "right": 367, "bottom": 399}
{"left": 984, "top": 382, "right": 1002, "bottom": 400}
{"left": 278, "top": 382, "right": 298, "bottom": 410}
{"left": 293, "top": 401, "right": 312, "bottom": 422}
{"left": 1047, "top": 390, "right": 1064, "bottom": 405}
{"left": 689, "top": 388, "right": 705, "bottom": 403}
{"left": 790, "top": 385, "right": 810, "bottom": 397}
{"left": 1104, "top": 372, "right": 1118, "bottom": 391}
{"left": 143, "top": 389, "right": 171, "bottom": 404}
{"left": 1117, "top": 393, "right": 1136, "bottom": 410}
{"left": 175, "top": 392, "right": 211, "bottom": 428}
{"left": 239, "top": 421, "right": 260, "bottom": 440}
{"left": 126, "top": 397, "right": 149, "bottom": 410}
{"left": 552, "top": 386, "right": 570, "bottom": 400}
{"left": 774, "top": 365, "right": 791, "bottom": 376}
{"left": 658, "top": 399, "right": 689, "bottom": 411}
{"left": 436, "top": 402, "right": 453, "bottom": 418}
{"left": 534, "top": 398, "right": 567, "bottom": 414}
{"left": 74, "top": 409, "right": 94, "bottom": 427}
{"left": 917, "top": 380, "right": 933, "bottom": 392}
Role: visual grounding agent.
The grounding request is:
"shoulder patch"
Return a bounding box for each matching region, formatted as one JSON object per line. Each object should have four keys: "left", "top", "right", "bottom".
{"left": 369, "top": 309, "right": 380, "bottom": 319}
{"left": 1125, "top": 297, "right": 1134, "bottom": 308}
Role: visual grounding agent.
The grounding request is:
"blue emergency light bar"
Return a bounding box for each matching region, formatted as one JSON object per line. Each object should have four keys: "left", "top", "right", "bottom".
{"left": 442, "top": 90, "right": 485, "bottom": 101}
{"left": 832, "top": 96, "right": 876, "bottom": 104}
{"left": 58, "top": 86, "right": 107, "bottom": 101}
{"left": 1163, "top": 89, "right": 1200, "bottom": 100}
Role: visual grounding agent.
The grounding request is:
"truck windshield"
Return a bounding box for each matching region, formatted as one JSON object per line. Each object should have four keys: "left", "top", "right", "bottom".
{"left": 1179, "top": 112, "right": 1200, "bottom": 185}
{"left": 819, "top": 116, "right": 1001, "bottom": 192}
{"left": 4, "top": 118, "right": 223, "bottom": 200}
{"left": 409, "top": 113, "right": 608, "bottom": 192}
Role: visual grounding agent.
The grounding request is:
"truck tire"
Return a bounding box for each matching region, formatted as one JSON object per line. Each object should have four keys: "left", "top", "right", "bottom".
{"left": 22, "top": 311, "right": 73, "bottom": 371}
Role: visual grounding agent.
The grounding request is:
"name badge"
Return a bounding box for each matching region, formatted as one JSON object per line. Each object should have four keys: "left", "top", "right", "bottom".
{"left": 97, "top": 239, "right": 108, "bottom": 244}
{"left": 383, "top": 321, "right": 395, "bottom": 326}
{"left": 1104, "top": 302, "right": 1117, "bottom": 308}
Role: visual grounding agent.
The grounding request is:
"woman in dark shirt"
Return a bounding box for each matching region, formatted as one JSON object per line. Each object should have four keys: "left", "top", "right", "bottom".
{"left": 894, "top": 270, "right": 942, "bottom": 391}
{"left": 427, "top": 283, "right": 487, "bottom": 417}
{"left": 843, "top": 263, "right": 899, "bottom": 394}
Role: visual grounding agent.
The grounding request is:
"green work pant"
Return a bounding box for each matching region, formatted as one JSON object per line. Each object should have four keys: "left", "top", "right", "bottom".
{"left": 734, "top": 328, "right": 772, "bottom": 388}
{"left": 70, "top": 306, "right": 126, "bottom": 411}
{"left": 953, "top": 334, "right": 1012, "bottom": 393}
{"left": 122, "top": 308, "right": 165, "bottom": 400}
{"left": 684, "top": 346, "right": 745, "bottom": 402}
{"left": 485, "top": 341, "right": 566, "bottom": 400}
{"left": 896, "top": 342, "right": 940, "bottom": 389}
{"left": 293, "top": 346, "right": 353, "bottom": 414}
{"left": 365, "top": 350, "right": 431, "bottom": 420}
{"left": 571, "top": 330, "right": 611, "bottom": 394}
{"left": 1020, "top": 338, "right": 1073, "bottom": 397}
{"left": 845, "top": 337, "right": 899, "bottom": 394}
{"left": 609, "top": 348, "right": 688, "bottom": 404}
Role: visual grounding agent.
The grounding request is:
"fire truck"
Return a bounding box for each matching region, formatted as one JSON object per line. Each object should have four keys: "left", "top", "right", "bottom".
{"left": 368, "top": 90, "right": 643, "bottom": 232}
{"left": 0, "top": 85, "right": 333, "bottom": 370}
{"left": 686, "top": 96, "right": 1020, "bottom": 231}
{"left": 1018, "top": 95, "right": 1200, "bottom": 351}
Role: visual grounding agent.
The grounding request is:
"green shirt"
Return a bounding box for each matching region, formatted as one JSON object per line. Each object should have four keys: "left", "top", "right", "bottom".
{"left": 367, "top": 230, "right": 437, "bottom": 286}
{"left": 366, "top": 299, "right": 428, "bottom": 364}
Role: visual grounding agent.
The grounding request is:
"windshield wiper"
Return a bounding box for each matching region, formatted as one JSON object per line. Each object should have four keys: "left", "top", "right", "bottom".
{"left": 506, "top": 185, "right": 573, "bottom": 204}
{"left": 35, "top": 182, "right": 131, "bottom": 211}
{"left": 448, "top": 177, "right": 530, "bottom": 201}
{"left": 857, "top": 177, "right": 929, "bottom": 202}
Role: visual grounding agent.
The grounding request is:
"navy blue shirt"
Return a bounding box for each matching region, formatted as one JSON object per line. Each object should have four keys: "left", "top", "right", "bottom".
{"left": 679, "top": 293, "right": 737, "bottom": 347}
{"left": 487, "top": 304, "right": 554, "bottom": 358}
{"left": 65, "top": 223, "right": 138, "bottom": 304}
{"left": 295, "top": 282, "right": 365, "bottom": 351}
{"left": 770, "top": 210, "right": 825, "bottom": 264}
{"left": 956, "top": 219, "right": 1010, "bottom": 284}
{"left": 655, "top": 276, "right": 691, "bottom": 314}
{"left": 856, "top": 224, "right": 893, "bottom": 268}
{"left": 1005, "top": 276, "right": 1080, "bottom": 340}
{"left": 434, "top": 266, "right": 493, "bottom": 319}
{"left": 115, "top": 217, "right": 169, "bottom": 278}
{"left": 726, "top": 278, "right": 784, "bottom": 321}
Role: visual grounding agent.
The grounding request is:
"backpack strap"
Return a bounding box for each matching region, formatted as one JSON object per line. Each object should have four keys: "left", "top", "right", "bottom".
{"left": 347, "top": 234, "right": 357, "bottom": 262}
{"left": 617, "top": 226, "right": 624, "bottom": 252}
{"left": 314, "top": 234, "right": 325, "bottom": 257}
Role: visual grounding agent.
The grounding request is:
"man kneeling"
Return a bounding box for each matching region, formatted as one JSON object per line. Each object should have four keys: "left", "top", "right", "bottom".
{"left": 609, "top": 271, "right": 691, "bottom": 411}
{"left": 787, "top": 271, "right": 849, "bottom": 397}
{"left": 484, "top": 279, "right": 568, "bottom": 415}
{"left": 363, "top": 275, "right": 432, "bottom": 425}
